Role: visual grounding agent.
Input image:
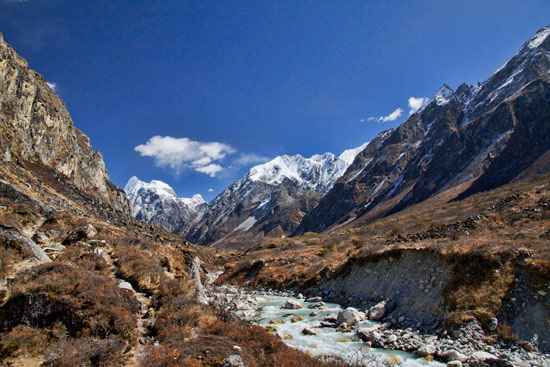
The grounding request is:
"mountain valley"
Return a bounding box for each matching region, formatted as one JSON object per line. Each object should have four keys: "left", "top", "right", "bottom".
{"left": 0, "top": 25, "right": 550, "bottom": 367}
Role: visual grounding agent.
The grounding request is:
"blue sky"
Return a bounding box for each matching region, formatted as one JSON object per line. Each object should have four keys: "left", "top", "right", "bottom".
{"left": 1, "top": 0, "right": 549, "bottom": 200}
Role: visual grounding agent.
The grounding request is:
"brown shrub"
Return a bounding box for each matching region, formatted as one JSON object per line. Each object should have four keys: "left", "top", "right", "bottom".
{"left": 0, "top": 325, "right": 48, "bottom": 358}
{"left": 43, "top": 336, "right": 127, "bottom": 367}
{"left": 1, "top": 262, "right": 139, "bottom": 341}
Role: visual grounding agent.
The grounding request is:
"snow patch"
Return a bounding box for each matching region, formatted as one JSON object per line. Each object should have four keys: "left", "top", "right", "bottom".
{"left": 339, "top": 141, "right": 369, "bottom": 164}
{"left": 528, "top": 27, "right": 550, "bottom": 49}
{"left": 233, "top": 216, "right": 257, "bottom": 232}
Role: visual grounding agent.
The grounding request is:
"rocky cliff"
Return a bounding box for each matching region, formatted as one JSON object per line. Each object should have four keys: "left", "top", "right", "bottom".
{"left": 0, "top": 32, "right": 130, "bottom": 215}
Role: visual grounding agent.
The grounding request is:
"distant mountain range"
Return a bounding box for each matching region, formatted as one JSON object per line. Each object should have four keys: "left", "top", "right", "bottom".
{"left": 126, "top": 26, "right": 550, "bottom": 248}
{"left": 126, "top": 143, "right": 367, "bottom": 247}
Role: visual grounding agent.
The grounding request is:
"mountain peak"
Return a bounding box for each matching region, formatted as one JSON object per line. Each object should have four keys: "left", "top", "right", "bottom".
{"left": 527, "top": 26, "right": 550, "bottom": 49}
{"left": 247, "top": 144, "right": 367, "bottom": 193}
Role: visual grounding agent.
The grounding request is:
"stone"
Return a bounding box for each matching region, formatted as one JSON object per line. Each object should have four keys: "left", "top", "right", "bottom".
{"left": 306, "top": 297, "right": 323, "bottom": 302}
{"left": 63, "top": 224, "right": 98, "bottom": 245}
{"left": 447, "top": 361, "right": 463, "bottom": 367}
{"left": 387, "top": 334, "right": 398, "bottom": 343}
{"left": 440, "top": 350, "right": 468, "bottom": 363}
{"left": 368, "top": 301, "right": 387, "bottom": 321}
{"left": 302, "top": 327, "right": 317, "bottom": 336}
{"left": 337, "top": 307, "right": 362, "bottom": 326}
{"left": 487, "top": 317, "right": 498, "bottom": 331}
{"left": 118, "top": 281, "right": 134, "bottom": 291}
{"left": 307, "top": 302, "right": 325, "bottom": 309}
{"left": 309, "top": 312, "right": 319, "bottom": 317}
{"left": 290, "top": 316, "right": 304, "bottom": 323}
{"left": 416, "top": 344, "right": 436, "bottom": 357}
{"left": 471, "top": 351, "right": 498, "bottom": 361}
{"left": 221, "top": 355, "right": 245, "bottom": 367}
{"left": 281, "top": 300, "right": 303, "bottom": 309}
{"left": 269, "top": 319, "right": 285, "bottom": 324}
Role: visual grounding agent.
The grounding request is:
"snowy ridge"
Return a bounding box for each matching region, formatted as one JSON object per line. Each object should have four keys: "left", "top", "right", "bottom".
{"left": 248, "top": 142, "right": 367, "bottom": 194}
{"left": 460, "top": 25, "right": 550, "bottom": 126}
{"left": 339, "top": 141, "right": 369, "bottom": 164}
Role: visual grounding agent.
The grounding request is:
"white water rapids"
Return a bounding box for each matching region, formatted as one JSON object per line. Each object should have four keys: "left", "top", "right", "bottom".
{"left": 237, "top": 294, "right": 446, "bottom": 366}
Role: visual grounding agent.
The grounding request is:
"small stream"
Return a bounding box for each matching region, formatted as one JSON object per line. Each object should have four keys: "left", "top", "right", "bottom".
{"left": 237, "top": 293, "right": 446, "bottom": 366}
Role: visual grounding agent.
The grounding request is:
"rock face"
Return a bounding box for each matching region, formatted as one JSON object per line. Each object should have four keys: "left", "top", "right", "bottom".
{"left": 297, "top": 26, "right": 550, "bottom": 233}
{"left": 0, "top": 32, "right": 130, "bottom": 215}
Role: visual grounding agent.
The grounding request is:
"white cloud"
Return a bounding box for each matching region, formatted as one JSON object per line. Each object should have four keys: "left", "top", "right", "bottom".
{"left": 208, "top": 188, "right": 214, "bottom": 192}
{"left": 46, "top": 81, "right": 57, "bottom": 91}
{"left": 195, "top": 164, "right": 223, "bottom": 177}
{"left": 368, "top": 107, "right": 403, "bottom": 123}
{"left": 134, "top": 136, "right": 236, "bottom": 177}
{"left": 234, "top": 153, "right": 270, "bottom": 166}
{"left": 408, "top": 96, "right": 429, "bottom": 115}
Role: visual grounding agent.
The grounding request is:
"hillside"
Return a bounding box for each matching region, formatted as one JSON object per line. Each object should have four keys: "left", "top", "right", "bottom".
{"left": 0, "top": 33, "right": 334, "bottom": 367}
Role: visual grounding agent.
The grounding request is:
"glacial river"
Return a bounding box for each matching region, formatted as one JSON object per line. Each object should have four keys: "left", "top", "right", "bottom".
{"left": 238, "top": 294, "right": 446, "bottom": 366}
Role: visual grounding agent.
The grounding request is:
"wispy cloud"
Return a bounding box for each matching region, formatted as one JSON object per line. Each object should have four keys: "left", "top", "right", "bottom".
{"left": 408, "top": 96, "right": 428, "bottom": 115}
{"left": 233, "top": 153, "right": 270, "bottom": 166}
{"left": 46, "top": 81, "right": 57, "bottom": 91}
{"left": 208, "top": 188, "right": 214, "bottom": 192}
{"left": 367, "top": 107, "right": 403, "bottom": 123}
{"left": 134, "top": 136, "right": 236, "bottom": 177}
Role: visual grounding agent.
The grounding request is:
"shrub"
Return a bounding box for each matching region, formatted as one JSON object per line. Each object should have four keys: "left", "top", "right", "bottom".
{"left": 43, "top": 336, "right": 127, "bottom": 367}
{"left": 351, "top": 237, "right": 366, "bottom": 248}
{"left": 1, "top": 263, "right": 139, "bottom": 342}
{"left": 0, "top": 325, "right": 48, "bottom": 358}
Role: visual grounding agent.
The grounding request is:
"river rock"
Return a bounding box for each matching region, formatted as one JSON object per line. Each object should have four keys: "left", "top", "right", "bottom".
{"left": 307, "top": 302, "right": 325, "bottom": 309}
{"left": 440, "top": 350, "right": 468, "bottom": 362}
{"left": 416, "top": 344, "right": 436, "bottom": 357}
{"left": 387, "top": 334, "right": 398, "bottom": 343}
{"left": 368, "top": 301, "right": 387, "bottom": 321}
{"left": 302, "top": 327, "right": 317, "bottom": 336}
{"left": 471, "top": 351, "right": 499, "bottom": 361}
{"left": 337, "top": 307, "right": 362, "bottom": 325}
{"left": 309, "top": 312, "right": 319, "bottom": 317}
{"left": 324, "top": 315, "right": 337, "bottom": 323}
{"left": 447, "top": 361, "right": 463, "bottom": 367}
{"left": 291, "top": 316, "right": 304, "bottom": 323}
{"left": 281, "top": 300, "right": 303, "bottom": 309}
{"left": 307, "top": 297, "right": 323, "bottom": 302}
{"left": 221, "top": 355, "right": 245, "bottom": 367}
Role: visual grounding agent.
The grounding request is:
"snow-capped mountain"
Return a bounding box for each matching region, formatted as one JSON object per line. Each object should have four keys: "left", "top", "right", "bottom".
{"left": 123, "top": 142, "right": 368, "bottom": 247}
{"left": 184, "top": 143, "right": 369, "bottom": 247}
{"left": 124, "top": 176, "right": 206, "bottom": 233}
{"left": 298, "top": 26, "right": 550, "bottom": 233}
{"left": 248, "top": 145, "right": 368, "bottom": 194}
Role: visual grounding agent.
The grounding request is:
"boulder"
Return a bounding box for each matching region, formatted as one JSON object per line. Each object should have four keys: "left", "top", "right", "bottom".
{"left": 440, "top": 350, "right": 468, "bottom": 363}
{"left": 471, "top": 351, "right": 498, "bottom": 361}
{"left": 416, "top": 344, "right": 436, "bottom": 357}
{"left": 62, "top": 224, "right": 97, "bottom": 245}
{"left": 306, "top": 297, "right": 323, "bottom": 302}
{"left": 337, "top": 307, "right": 362, "bottom": 326}
{"left": 447, "top": 361, "right": 463, "bottom": 367}
{"left": 307, "top": 302, "right": 325, "bottom": 309}
{"left": 302, "top": 327, "right": 317, "bottom": 336}
{"left": 221, "top": 355, "right": 245, "bottom": 367}
{"left": 368, "top": 301, "right": 387, "bottom": 321}
{"left": 281, "top": 300, "right": 303, "bottom": 309}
